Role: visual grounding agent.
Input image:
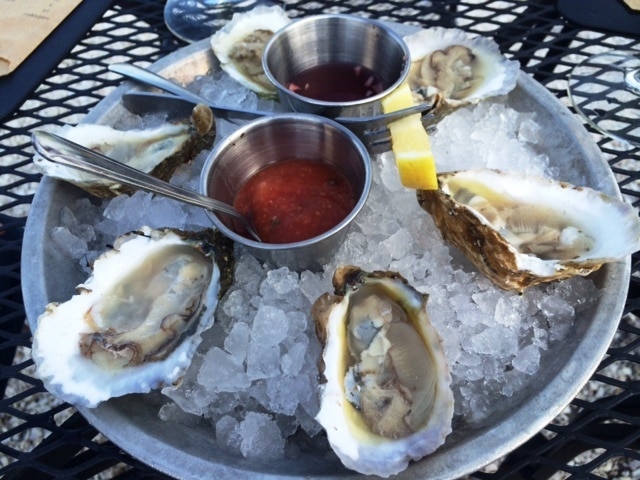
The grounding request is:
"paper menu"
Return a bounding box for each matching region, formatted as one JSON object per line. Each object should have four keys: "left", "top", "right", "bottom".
{"left": 0, "top": 0, "right": 82, "bottom": 76}
{"left": 623, "top": 0, "right": 640, "bottom": 10}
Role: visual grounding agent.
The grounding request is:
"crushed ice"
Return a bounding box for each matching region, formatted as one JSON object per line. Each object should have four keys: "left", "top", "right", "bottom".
{"left": 54, "top": 85, "right": 602, "bottom": 460}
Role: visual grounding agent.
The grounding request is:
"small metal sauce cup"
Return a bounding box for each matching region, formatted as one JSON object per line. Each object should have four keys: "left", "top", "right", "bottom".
{"left": 200, "top": 113, "right": 372, "bottom": 271}
{"left": 262, "top": 14, "right": 410, "bottom": 118}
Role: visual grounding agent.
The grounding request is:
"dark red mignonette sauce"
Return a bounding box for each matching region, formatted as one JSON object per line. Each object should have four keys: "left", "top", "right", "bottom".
{"left": 287, "top": 62, "right": 385, "bottom": 101}
{"left": 233, "top": 159, "right": 356, "bottom": 244}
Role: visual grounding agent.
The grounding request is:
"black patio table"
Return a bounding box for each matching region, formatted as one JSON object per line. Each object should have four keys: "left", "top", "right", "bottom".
{"left": 1, "top": 1, "right": 639, "bottom": 478}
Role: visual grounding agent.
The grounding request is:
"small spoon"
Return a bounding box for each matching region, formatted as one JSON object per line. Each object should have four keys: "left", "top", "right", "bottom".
{"left": 109, "top": 63, "right": 437, "bottom": 127}
{"left": 31, "top": 130, "right": 262, "bottom": 242}
{"left": 109, "top": 63, "right": 272, "bottom": 120}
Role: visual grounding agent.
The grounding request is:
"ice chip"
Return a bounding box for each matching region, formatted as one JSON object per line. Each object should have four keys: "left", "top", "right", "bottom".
{"left": 518, "top": 116, "right": 543, "bottom": 144}
{"left": 472, "top": 291, "right": 499, "bottom": 314}
{"left": 251, "top": 305, "right": 289, "bottom": 347}
{"left": 59, "top": 205, "right": 79, "bottom": 227}
{"left": 280, "top": 338, "right": 308, "bottom": 377}
{"left": 247, "top": 343, "right": 281, "bottom": 380}
{"left": 538, "top": 294, "right": 575, "bottom": 321}
{"left": 299, "top": 270, "right": 330, "bottom": 305}
{"left": 239, "top": 412, "right": 285, "bottom": 460}
{"left": 198, "top": 348, "right": 251, "bottom": 392}
{"left": 261, "top": 267, "right": 300, "bottom": 297}
{"left": 222, "top": 290, "right": 251, "bottom": 319}
{"left": 285, "top": 311, "right": 309, "bottom": 340}
{"left": 264, "top": 376, "right": 305, "bottom": 416}
{"left": 512, "top": 344, "right": 541, "bottom": 375}
{"left": 379, "top": 151, "right": 404, "bottom": 191}
{"left": 224, "top": 322, "right": 250, "bottom": 364}
{"left": 102, "top": 193, "right": 130, "bottom": 221}
{"left": 468, "top": 326, "right": 519, "bottom": 357}
{"left": 495, "top": 296, "right": 524, "bottom": 328}
{"left": 216, "top": 415, "right": 242, "bottom": 453}
{"left": 382, "top": 228, "right": 413, "bottom": 260}
{"left": 158, "top": 403, "right": 201, "bottom": 426}
{"left": 50, "top": 226, "right": 87, "bottom": 259}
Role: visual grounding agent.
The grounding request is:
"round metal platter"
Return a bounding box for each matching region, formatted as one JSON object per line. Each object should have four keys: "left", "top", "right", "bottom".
{"left": 22, "top": 23, "right": 629, "bottom": 480}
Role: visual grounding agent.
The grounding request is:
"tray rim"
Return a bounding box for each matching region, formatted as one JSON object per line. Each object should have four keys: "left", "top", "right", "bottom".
{"left": 21, "top": 30, "right": 630, "bottom": 480}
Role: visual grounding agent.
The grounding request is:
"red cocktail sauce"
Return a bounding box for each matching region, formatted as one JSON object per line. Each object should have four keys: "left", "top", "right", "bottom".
{"left": 233, "top": 159, "right": 356, "bottom": 244}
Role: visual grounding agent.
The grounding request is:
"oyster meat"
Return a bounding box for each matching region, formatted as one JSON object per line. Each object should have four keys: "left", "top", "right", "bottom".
{"left": 32, "top": 227, "right": 234, "bottom": 408}
{"left": 210, "top": 5, "right": 290, "bottom": 95}
{"left": 33, "top": 104, "right": 215, "bottom": 198}
{"left": 418, "top": 169, "right": 640, "bottom": 291}
{"left": 404, "top": 27, "right": 519, "bottom": 108}
{"left": 312, "top": 266, "right": 454, "bottom": 477}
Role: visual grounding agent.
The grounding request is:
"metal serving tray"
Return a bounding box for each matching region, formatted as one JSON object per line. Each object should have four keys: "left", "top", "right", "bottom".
{"left": 22, "top": 25, "right": 629, "bottom": 479}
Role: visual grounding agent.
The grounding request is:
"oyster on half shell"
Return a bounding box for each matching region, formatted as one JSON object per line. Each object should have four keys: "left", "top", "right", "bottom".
{"left": 32, "top": 227, "right": 234, "bottom": 408}
{"left": 33, "top": 104, "right": 215, "bottom": 198}
{"left": 311, "top": 266, "right": 454, "bottom": 477}
{"left": 404, "top": 27, "right": 519, "bottom": 109}
{"left": 210, "top": 5, "right": 290, "bottom": 95}
{"left": 418, "top": 169, "right": 640, "bottom": 291}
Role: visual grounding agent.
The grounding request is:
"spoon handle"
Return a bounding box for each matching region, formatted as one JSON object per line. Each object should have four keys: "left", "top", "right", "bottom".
{"left": 31, "top": 130, "right": 261, "bottom": 241}
{"left": 108, "top": 63, "right": 272, "bottom": 120}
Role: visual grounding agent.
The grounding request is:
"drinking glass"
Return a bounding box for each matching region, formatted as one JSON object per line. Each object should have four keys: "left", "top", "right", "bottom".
{"left": 567, "top": 51, "right": 640, "bottom": 147}
{"left": 164, "top": 0, "right": 285, "bottom": 43}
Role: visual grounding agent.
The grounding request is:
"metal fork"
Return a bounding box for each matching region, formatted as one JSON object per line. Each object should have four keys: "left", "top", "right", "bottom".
{"left": 109, "top": 63, "right": 437, "bottom": 152}
{"left": 336, "top": 97, "right": 442, "bottom": 152}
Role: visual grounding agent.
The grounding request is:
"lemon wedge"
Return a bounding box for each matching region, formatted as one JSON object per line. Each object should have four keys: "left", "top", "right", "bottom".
{"left": 381, "top": 83, "right": 438, "bottom": 190}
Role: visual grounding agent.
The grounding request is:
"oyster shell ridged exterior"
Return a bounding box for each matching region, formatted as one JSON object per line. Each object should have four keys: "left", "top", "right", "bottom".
{"left": 32, "top": 227, "right": 234, "bottom": 408}
{"left": 33, "top": 104, "right": 216, "bottom": 198}
{"left": 404, "top": 27, "right": 519, "bottom": 109}
{"left": 312, "top": 266, "right": 454, "bottom": 477}
{"left": 417, "top": 169, "right": 640, "bottom": 291}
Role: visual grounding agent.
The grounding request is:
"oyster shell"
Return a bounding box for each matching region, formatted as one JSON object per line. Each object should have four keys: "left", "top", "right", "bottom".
{"left": 311, "top": 266, "right": 454, "bottom": 477}
{"left": 404, "top": 27, "right": 519, "bottom": 108}
{"left": 210, "top": 5, "right": 290, "bottom": 95}
{"left": 33, "top": 104, "right": 216, "bottom": 198}
{"left": 32, "top": 226, "right": 234, "bottom": 408}
{"left": 418, "top": 169, "right": 640, "bottom": 291}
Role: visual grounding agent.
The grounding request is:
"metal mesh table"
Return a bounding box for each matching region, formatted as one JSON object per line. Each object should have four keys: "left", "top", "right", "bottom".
{"left": 1, "top": 1, "right": 639, "bottom": 478}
